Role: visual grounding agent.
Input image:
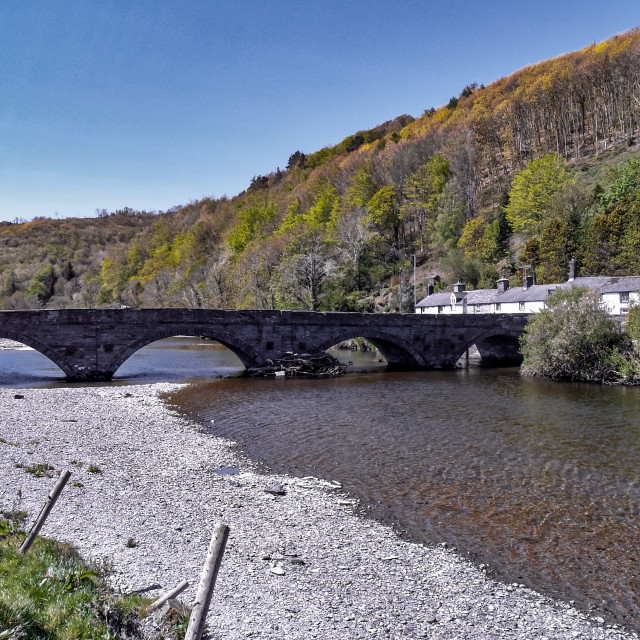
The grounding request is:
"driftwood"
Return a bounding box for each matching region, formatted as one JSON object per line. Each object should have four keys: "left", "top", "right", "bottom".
{"left": 19, "top": 470, "right": 71, "bottom": 554}
{"left": 245, "top": 352, "right": 346, "bottom": 378}
{"left": 149, "top": 579, "right": 189, "bottom": 612}
{"left": 184, "top": 523, "right": 230, "bottom": 640}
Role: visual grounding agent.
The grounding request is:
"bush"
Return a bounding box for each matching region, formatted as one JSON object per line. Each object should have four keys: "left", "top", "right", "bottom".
{"left": 520, "top": 286, "right": 638, "bottom": 383}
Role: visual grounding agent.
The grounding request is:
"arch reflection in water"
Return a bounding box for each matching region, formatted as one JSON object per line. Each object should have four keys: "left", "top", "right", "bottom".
{"left": 0, "top": 336, "right": 247, "bottom": 386}
{"left": 0, "top": 338, "right": 65, "bottom": 386}
{"left": 113, "top": 336, "right": 245, "bottom": 382}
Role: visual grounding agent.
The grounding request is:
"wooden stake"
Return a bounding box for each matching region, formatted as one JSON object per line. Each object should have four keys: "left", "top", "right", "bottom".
{"left": 148, "top": 579, "right": 189, "bottom": 612}
{"left": 19, "top": 470, "right": 71, "bottom": 554}
{"left": 184, "top": 523, "right": 230, "bottom": 640}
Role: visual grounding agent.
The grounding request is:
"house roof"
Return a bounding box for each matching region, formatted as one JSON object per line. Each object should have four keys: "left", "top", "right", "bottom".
{"left": 416, "top": 288, "right": 500, "bottom": 307}
{"left": 565, "top": 276, "right": 640, "bottom": 293}
{"left": 493, "top": 284, "right": 555, "bottom": 303}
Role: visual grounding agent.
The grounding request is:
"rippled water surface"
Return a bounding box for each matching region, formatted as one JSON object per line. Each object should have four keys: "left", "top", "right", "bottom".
{"left": 167, "top": 364, "right": 640, "bottom": 630}
{"left": 2, "top": 338, "right": 639, "bottom": 629}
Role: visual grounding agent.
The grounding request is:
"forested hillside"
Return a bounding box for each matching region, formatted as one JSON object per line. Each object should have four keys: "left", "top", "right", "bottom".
{"left": 2, "top": 29, "right": 640, "bottom": 312}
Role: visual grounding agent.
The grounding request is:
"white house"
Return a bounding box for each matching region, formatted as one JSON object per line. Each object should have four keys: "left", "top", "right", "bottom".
{"left": 416, "top": 263, "right": 640, "bottom": 317}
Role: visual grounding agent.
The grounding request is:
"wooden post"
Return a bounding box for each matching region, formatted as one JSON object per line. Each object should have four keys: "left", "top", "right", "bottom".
{"left": 184, "top": 523, "right": 230, "bottom": 640}
{"left": 148, "top": 579, "right": 189, "bottom": 612}
{"left": 19, "top": 470, "right": 71, "bottom": 554}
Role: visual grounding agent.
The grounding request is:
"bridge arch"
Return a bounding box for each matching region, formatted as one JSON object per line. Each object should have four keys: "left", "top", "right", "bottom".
{"left": 0, "top": 329, "right": 70, "bottom": 376}
{"left": 110, "top": 326, "right": 263, "bottom": 374}
{"left": 313, "top": 329, "right": 426, "bottom": 369}
{"left": 455, "top": 327, "right": 524, "bottom": 366}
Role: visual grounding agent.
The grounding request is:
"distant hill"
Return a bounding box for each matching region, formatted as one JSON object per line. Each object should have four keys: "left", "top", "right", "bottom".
{"left": 2, "top": 29, "right": 640, "bottom": 312}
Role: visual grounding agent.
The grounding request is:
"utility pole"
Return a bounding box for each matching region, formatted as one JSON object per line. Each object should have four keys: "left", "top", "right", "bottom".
{"left": 413, "top": 254, "right": 417, "bottom": 310}
{"left": 399, "top": 267, "right": 403, "bottom": 313}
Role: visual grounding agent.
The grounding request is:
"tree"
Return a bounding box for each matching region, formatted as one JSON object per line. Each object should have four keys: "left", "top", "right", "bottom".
{"left": 536, "top": 218, "right": 575, "bottom": 283}
{"left": 402, "top": 153, "right": 450, "bottom": 251}
{"left": 432, "top": 185, "right": 463, "bottom": 250}
{"left": 0, "top": 270, "right": 17, "bottom": 298}
{"left": 271, "top": 233, "right": 335, "bottom": 310}
{"left": 228, "top": 201, "right": 279, "bottom": 254}
{"left": 28, "top": 264, "right": 57, "bottom": 304}
{"left": 333, "top": 206, "right": 371, "bottom": 290}
{"left": 347, "top": 167, "right": 378, "bottom": 208}
{"left": 367, "top": 186, "right": 402, "bottom": 249}
{"left": 580, "top": 214, "right": 613, "bottom": 275}
{"left": 520, "top": 287, "right": 635, "bottom": 382}
{"left": 457, "top": 217, "right": 486, "bottom": 258}
{"left": 505, "top": 153, "right": 573, "bottom": 235}
{"left": 287, "top": 151, "right": 306, "bottom": 171}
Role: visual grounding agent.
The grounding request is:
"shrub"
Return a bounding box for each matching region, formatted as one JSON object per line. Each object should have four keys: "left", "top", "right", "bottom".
{"left": 520, "top": 286, "right": 638, "bottom": 383}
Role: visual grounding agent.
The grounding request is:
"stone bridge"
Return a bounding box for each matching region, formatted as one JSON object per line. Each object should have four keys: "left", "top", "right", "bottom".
{"left": 0, "top": 309, "right": 531, "bottom": 381}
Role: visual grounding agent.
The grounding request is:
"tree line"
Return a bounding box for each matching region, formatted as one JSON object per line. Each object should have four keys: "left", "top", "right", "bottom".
{"left": 1, "top": 30, "right": 640, "bottom": 312}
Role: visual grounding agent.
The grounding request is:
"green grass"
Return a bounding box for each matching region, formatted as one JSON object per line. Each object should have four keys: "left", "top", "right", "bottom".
{"left": 14, "top": 463, "right": 55, "bottom": 478}
{"left": 0, "top": 517, "right": 151, "bottom": 639}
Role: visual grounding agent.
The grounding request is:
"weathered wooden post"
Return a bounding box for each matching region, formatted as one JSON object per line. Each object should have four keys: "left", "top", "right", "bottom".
{"left": 19, "top": 470, "right": 71, "bottom": 554}
{"left": 148, "top": 579, "right": 189, "bottom": 612}
{"left": 184, "top": 523, "right": 230, "bottom": 640}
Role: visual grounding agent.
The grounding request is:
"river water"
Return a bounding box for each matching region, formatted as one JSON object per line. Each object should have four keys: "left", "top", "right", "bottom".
{"left": 1, "top": 337, "right": 638, "bottom": 630}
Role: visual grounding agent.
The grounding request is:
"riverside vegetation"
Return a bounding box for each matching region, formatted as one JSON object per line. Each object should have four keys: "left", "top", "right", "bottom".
{"left": 1, "top": 31, "right": 640, "bottom": 312}
{"left": 0, "top": 505, "right": 196, "bottom": 639}
{"left": 0, "top": 510, "right": 151, "bottom": 639}
{"left": 520, "top": 286, "right": 640, "bottom": 383}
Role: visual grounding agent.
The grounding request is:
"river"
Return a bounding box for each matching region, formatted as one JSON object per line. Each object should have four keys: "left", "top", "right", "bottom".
{"left": 1, "top": 337, "right": 638, "bottom": 630}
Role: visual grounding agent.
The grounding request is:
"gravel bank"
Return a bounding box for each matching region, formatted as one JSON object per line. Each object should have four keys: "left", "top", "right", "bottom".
{"left": 0, "top": 338, "right": 30, "bottom": 350}
{"left": 0, "top": 384, "right": 636, "bottom": 640}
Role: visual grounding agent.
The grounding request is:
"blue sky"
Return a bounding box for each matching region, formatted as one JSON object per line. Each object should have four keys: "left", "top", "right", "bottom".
{"left": 0, "top": 1, "right": 638, "bottom": 222}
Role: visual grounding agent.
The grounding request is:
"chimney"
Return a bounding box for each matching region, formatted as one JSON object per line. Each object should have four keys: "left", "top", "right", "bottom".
{"left": 568, "top": 258, "right": 576, "bottom": 282}
{"left": 496, "top": 277, "right": 510, "bottom": 293}
{"left": 453, "top": 281, "right": 466, "bottom": 293}
{"left": 524, "top": 275, "right": 534, "bottom": 289}
{"left": 427, "top": 284, "right": 434, "bottom": 296}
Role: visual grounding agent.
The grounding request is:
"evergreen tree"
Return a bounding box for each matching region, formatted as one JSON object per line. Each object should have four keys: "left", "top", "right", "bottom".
{"left": 537, "top": 219, "right": 574, "bottom": 283}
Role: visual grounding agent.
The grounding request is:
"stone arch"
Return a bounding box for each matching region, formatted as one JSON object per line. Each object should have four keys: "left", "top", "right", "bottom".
{"left": 110, "top": 326, "right": 263, "bottom": 373}
{"left": 455, "top": 327, "right": 524, "bottom": 365}
{"left": 313, "top": 329, "right": 426, "bottom": 369}
{"left": 0, "top": 329, "right": 70, "bottom": 376}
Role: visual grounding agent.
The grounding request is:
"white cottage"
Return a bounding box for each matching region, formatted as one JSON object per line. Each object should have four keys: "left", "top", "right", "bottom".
{"left": 415, "top": 267, "right": 640, "bottom": 317}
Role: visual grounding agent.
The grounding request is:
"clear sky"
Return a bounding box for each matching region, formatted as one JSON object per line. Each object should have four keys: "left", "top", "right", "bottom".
{"left": 0, "top": 1, "right": 638, "bottom": 222}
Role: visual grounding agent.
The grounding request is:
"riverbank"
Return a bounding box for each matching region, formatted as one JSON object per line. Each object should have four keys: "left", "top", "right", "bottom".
{"left": 0, "top": 384, "right": 636, "bottom": 640}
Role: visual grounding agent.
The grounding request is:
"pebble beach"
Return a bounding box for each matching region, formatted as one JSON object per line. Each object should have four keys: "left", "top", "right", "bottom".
{"left": 0, "top": 383, "right": 637, "bottom": 640}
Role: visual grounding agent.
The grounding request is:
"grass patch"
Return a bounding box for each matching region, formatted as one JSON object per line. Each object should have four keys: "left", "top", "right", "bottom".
{"left": 87, "top": 465, "right": 102, "bottom": 474}
{"left": 0, "top": 517, "right": 152, "bottom": 639}
{"left": 14, "top": 463, "right": 55, "bottom": 478}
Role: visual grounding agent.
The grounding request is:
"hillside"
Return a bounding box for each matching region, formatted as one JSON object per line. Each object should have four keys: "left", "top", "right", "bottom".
{"left": 2, "top": 29, "right": 640, "bottom": 312}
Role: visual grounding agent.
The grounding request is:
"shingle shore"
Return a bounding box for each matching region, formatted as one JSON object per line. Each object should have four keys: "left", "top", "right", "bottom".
{"left": 0, "top": 384, "right": 636, "bottom": 640}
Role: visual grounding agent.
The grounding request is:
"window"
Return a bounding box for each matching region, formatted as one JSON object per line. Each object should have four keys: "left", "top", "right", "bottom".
{"left": 547, "top": 289, "right": 555, "bottom": 296}
{"left": 495, "top": 303, "right": 501, "bottom": 311}
{"left": 475, "top": 304, "right": 481, "bottom": 313}
{"left": 437, "top": 306, "right": 444, "bottom": 314}
{"left": 620, "top": 292, "right": 630, "bottom": 303}
{"left": 519, "top": 301, "right": 525, "bottom": 311}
